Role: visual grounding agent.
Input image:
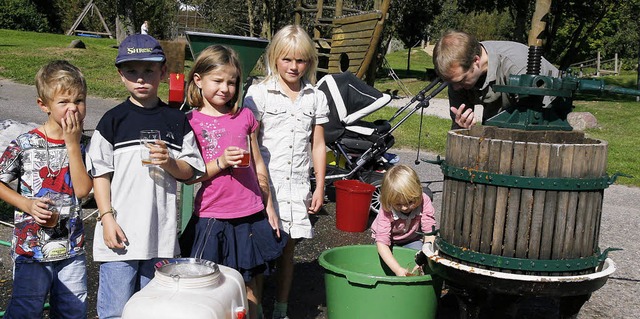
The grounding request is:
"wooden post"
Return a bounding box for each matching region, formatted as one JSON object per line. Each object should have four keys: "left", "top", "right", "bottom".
{"left": 294, "top": 0, "right": 302, "bottom": 25}
{"left": 335, "top": 0, "right": 343, "bottom": 16}
{"left": 528, "top": 0, "right": 552, "bottom": 47}
{"left": 579, "top": 64, "right": 584, "bottom": 77}
{"left": 615, "top": 53, "right": 619, "bottom": 75}
{"left": 314, "top": 0, "right": 324, "bottom": 39}
{"left": 355, "top": 0, "right": 391, "bottom": 79}
{"left": 597, "top": 51, "right": 601, "bottom": 77}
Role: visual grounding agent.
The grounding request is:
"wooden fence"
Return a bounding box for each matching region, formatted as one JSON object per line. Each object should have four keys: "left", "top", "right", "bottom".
{"left": 570, "top": 51, "right": 618, "bottom": 77}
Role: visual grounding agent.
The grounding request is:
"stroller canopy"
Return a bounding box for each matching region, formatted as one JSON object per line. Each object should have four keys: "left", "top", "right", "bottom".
{"left": 317, "top": 72, "right": 391, "bottom": 144}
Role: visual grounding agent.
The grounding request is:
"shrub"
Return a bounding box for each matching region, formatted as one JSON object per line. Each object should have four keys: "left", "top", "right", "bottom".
{"left": 0, "top": 0, "right": 50, "bottom": 32}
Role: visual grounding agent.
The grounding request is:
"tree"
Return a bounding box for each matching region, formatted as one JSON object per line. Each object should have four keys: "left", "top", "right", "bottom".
{"left": 455, "top": 0, "right": 531, "bottom": 43}
{"left": 458, "top": 10, "right": 514, "bottom": 41}
{"left": 426, "top": 0, "right": 633, "bottom": 69}
{"left": 193, "top": 0, "right": 250, "bottom": 34}
{"left": 429, "top": 1, "right": 461, "bottom": 39}
{"left": 0, "top": 0, "right": 50, "bottom": 32}
{"left": 547, "top": 0, "right": 622, "bottom": 69}
{"left": 590, "top": 0, "right": 640, "bottom": 69}
{"left": 388, "top": 0, "right": 440, "bottom": 75}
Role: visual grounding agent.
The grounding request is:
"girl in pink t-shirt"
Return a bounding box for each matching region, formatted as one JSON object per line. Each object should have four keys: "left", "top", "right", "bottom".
{"left": 370, "top": 165, "right": 437, "bottom": 276}
{"left": 183, "top": 44, "right": 286, "bottom": 319}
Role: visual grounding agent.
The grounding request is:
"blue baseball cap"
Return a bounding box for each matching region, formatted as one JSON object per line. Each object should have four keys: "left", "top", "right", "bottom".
{"left": 115, "top": 34, "right": 166, "bottom": 66}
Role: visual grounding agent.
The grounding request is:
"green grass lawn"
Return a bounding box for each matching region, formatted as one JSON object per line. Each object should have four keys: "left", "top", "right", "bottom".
{"left": 1, "top": 28, "right": 639, "bottom": 187}
{"left": 573, "top": 99, "right": 640, "bottom": 186}
{"left": 0, "top": 29, "right": 163, "bottom": 100}
{"left": 374, "top": 48, "right": 449, "bottom": 99}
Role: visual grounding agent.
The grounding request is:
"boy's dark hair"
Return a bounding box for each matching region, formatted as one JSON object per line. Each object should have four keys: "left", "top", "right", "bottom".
{"left": 115, "top": 34, "right": 166, "bottom": 67}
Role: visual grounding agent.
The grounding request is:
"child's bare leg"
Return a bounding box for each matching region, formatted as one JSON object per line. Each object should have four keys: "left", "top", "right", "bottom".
{"left": 247, "top": 275, "right": 262, "bottom": 319}
{"left": 275, "top": 238, "right": 297, "bottom": 304}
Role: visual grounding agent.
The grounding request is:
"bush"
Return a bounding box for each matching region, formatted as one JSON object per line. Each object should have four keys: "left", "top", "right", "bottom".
{"left": 0, "top": 0, "right": 50, "bottom": 32}
{"left": 619, "top": 58, "right": 639, "bottom": 71}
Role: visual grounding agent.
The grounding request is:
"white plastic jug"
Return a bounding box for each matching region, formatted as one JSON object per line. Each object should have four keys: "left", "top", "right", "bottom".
{"left": 122, "top": 258, "right": 248, "bottom": 319}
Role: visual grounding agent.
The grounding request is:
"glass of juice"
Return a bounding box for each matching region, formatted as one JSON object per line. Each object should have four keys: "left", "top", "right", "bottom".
{"left": 140, "top": 130, "right": 161, "bottom": 166}
{"left": 231, "top": 134, "right": 251, "bottom": 168}
{"left": 39, "top": 193, "right": 73, "bottom": 227}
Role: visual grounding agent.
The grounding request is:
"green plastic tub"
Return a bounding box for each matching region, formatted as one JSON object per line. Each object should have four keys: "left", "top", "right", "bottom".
{"left": 318, "top": 245, "right": 442, "bottom": 319}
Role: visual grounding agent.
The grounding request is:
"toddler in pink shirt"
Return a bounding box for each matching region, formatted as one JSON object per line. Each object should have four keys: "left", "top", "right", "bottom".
{"left": 370, "top": 165, "right": 437, "bottom": 276}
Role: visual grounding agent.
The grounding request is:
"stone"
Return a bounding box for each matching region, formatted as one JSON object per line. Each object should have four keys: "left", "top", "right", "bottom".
{"left": 567, "top": 112, "right": 598, "bottom": 131}
{"left": 68, "top": 39, "right": 86, "bottom": 49}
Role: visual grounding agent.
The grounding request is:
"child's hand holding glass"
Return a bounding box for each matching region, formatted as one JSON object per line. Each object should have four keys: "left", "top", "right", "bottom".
{"left": 227, "top": 134, "right": 251, "bottom": 168}
{"left": 140, "top": 130, "right": 172, "bottom": 167}
{"left": 140, "top": 130, "right": 161, "bottom": 166}
{"left": 26, "top": 196, "right": 54, "bottom": 226}
{"left": 148, "top": 140, "right": 172, "bottom": 167}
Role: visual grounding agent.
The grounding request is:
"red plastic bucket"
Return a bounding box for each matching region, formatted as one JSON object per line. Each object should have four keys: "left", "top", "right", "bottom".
{"left": 333, "top": 180, "right": 376, "bottom": 232}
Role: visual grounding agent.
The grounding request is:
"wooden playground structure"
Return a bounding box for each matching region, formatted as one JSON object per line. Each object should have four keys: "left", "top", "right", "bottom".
{"left": 293, "top": 0, "right": 392, "bottom": 79}
{"left": 66, "top": 0, "right": 113, "bottom": 39}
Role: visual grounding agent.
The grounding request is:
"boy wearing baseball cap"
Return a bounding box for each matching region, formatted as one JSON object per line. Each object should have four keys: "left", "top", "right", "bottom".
{"left": 86, "top": 34, "right": 205, "bottom": 318}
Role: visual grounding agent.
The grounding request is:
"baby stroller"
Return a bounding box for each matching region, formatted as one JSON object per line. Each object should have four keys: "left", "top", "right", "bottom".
{"left": 316, "top": 72, "right": 447, "bottom": 213}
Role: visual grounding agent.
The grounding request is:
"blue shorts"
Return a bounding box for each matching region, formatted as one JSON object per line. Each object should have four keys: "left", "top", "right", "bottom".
{"left": 189, "top": 211, "right": 288, "bottom": 282}
{"left": 4, "top": 254, "right": 87, "bottom": 319}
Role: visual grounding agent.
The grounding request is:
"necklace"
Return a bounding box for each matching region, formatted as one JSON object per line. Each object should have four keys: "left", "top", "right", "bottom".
{"left": 42, "top": 124, "right": 67, "bottom": 178}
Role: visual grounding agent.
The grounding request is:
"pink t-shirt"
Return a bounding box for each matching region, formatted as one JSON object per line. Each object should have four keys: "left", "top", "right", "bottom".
{"left": 187, "top": 108, "right": 264, "bottom": 219}
{"left": 370, "top": 193, "right": 437, "bottom": 246}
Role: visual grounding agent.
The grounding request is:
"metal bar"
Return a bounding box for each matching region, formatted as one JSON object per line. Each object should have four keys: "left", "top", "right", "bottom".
{"left": 441, "top": 162, "right": 610, "bottom": 191}
{"left": 436, "top": 237, "right": 602, "bottom": 272}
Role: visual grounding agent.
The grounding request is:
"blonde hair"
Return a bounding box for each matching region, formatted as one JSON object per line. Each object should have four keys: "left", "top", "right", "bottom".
{"left": 379, "top": 165, "right": 423, "bottom": 212}
{"left": 432, "top": 30, "right": 482, "bottom": 80}
{"left": 186, "top": 45, "right": 242, "bottom": 113}
{"left": 264, "top": 24, "right": 318, "bottom": 84}
{"left": 35, "top": 60, "right": 86, "bottom": 105}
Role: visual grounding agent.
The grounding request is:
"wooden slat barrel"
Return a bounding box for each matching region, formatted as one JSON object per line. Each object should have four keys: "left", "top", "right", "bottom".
{"left": 439, "top": 126, "right": 608, "bottom": 275}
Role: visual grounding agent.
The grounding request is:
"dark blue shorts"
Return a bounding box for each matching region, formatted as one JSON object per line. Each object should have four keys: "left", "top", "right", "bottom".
{"left": 188, "top": 211, "right": 288, "bottom": 282}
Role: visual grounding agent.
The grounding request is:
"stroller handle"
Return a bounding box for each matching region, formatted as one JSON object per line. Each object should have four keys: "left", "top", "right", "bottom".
{"left": 391, "top": 77, "right": 446, "bottom": 122}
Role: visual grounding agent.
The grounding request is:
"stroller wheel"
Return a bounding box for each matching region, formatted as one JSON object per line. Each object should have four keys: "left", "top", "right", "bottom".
{"left": 369, "top": 179, "right": 383, "bottom": 214}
